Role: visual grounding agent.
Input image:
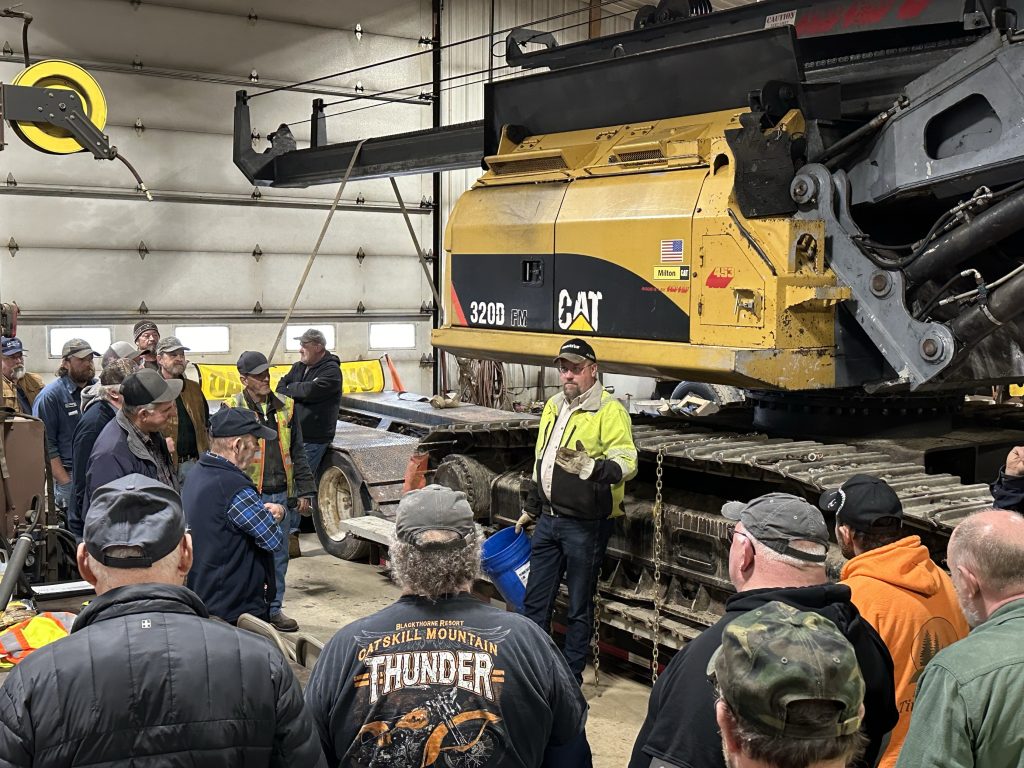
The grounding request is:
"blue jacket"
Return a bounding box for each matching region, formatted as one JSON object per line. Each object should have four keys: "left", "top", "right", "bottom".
{"left": 69, "top": 399, "right": 116, "bottom": 540}
{"left": 31, "top": 375, "right": 92, "bottom": 468}
{"left": 184, "top": 453, "right": 276, "bottom": 623}
{"left": 991, "top": 466, "right": 1024, "bottom": 513}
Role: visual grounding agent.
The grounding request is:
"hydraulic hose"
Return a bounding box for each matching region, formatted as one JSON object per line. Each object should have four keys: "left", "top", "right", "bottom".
{"left": 950, "top": 269, "right": 1024, "bottom": 345}
{"left": 905, "top": 187, "right": 1024, "bottom": 284}
{"left": 0, "top": 534, "right": 34, "bottom": 613}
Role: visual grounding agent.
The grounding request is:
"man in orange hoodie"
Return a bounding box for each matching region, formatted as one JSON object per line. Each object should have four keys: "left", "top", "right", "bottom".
{"left": 820, "top": 475, "right": 968, "bottom": 768}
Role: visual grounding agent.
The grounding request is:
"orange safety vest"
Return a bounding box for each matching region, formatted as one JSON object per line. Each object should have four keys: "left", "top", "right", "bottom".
{"left": 227, "top": 393, "right": 297, "bottom": 497}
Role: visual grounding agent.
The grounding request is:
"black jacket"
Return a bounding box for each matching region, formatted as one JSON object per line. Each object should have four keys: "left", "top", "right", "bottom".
{"left": 84, "top": 409, "right": 178, "bottom": 520}
{"left": 275, "top": 353, "right": 342, "bottom": 444}
{"left": 0, "top": 584, "right": 325, "bottom": 768}
{"left": 68, "top": 399, "right": 115, "bottom": 541}
{"left": 991, "top": 465, "right": 1024, "bottom": 513}
{"left": 629, "top": 584, "right": 898, "bottom": 768}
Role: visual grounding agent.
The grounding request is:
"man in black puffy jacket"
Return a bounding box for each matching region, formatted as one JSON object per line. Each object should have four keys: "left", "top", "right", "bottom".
{"left": 0, "top": 474, "right": 325, "bottom": 768}
{"left": 629, "top": 493, "right": 897, "bottom": 768}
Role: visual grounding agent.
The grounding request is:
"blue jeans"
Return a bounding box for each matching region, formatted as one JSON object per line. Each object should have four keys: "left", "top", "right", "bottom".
{"left": 522, "top": 514, "right": 614, "bottom": 681}
{"left": 304, "top": 441, "right": 329, "bottom": 480}
{"left": 262, "top": 491, "right": 296, "bottom": 615}
{"left": 54, "top": 478, "right": 73, "bottom": 513}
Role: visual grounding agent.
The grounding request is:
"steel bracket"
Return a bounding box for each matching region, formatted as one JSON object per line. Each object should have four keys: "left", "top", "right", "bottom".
{"left": 793, "top": 164, "right": 956, "bottom": 390}
{"left": 0, "top": 83, "right": 114, "bottom": 159}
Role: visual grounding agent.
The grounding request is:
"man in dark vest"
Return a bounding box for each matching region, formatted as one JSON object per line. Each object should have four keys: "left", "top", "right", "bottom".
{"left": 182, "top": 407, "right": 285, "bottom": 624}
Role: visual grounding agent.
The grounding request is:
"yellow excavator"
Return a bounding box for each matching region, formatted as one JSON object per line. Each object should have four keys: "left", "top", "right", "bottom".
{"left": 232, "top": 0, "right": 1024, "bottom": 663}
{"left": 424, "top": 0, "right": 1024, "bottom": 655}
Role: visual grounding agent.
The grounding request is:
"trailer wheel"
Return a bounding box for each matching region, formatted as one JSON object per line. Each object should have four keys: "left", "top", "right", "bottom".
{"left": 314, "top": 459, "right": 371, "bottom": 561}
{"left": 669, "top": 381, "right": 745, "bottom": 406}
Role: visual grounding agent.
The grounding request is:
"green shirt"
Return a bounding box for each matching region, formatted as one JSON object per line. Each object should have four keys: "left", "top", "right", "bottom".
{"left": 896, "top": 597, "right": 1024, "bottom": 768}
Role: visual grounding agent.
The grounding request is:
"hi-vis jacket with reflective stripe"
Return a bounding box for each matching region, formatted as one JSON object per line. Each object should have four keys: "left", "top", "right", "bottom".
{"left": 527, "top": 385, "right": 638, "bottom": 520}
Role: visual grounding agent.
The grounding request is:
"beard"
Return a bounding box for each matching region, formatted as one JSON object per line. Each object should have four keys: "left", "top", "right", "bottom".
{"left": 8, "top": 364, "right": 25, "bottom": 381}
{"left": 563, "top": 382, "right": 581, "bottom": 400}
{"left": 69, "top": 366, "right": 94, "bottom": 386}
{"left": 165, "top": 362, "right": 186, "bottom": 378}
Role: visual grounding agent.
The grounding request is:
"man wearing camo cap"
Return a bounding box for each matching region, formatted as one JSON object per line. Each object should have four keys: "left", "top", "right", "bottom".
{"left": 631, "top": 492, "right": 897, "bottom": 768}
{"left": 709, "top": 601, "right": 868, "bottom": 768}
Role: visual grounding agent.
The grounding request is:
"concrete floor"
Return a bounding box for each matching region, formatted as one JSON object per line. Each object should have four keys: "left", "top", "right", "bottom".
{"left": 285, "top": 533, "right": 653, "bottom": 767}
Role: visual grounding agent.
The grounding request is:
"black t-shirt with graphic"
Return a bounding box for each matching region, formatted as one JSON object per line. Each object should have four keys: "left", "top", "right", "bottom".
{"left": 305, "top": 593, "right": 588, "bottom": 768}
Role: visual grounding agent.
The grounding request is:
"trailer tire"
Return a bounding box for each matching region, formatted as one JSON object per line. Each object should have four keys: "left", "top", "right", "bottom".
{"left": 314, "top": 456, "right": 372, "bottom": 561}
{"left": 669, "top": 380, "right": 745, "bottom": 406}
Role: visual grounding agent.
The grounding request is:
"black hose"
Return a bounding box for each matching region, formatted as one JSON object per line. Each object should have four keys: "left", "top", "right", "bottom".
{"left": 905, "top": 187, "right": 1024, "bottom": 283}
{"left": 914, "top": 270, "right": 982, "bottom": 321}
{"left": 0, "top": 534, "right": 34, "bottom": 613}
{"left": 20, "top": 13, "right": 29, "bottom": 67}
{"left": 810, "top": 100, "right": 902, "bottom": 166}
{"left": 950, "top": 269, "right": 1024, "bottom": 345}
{"left": 114, "top": 153, "right": 153, "bottom": 201}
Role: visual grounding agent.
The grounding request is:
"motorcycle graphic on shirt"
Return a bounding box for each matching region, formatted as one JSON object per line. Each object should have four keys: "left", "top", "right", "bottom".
{"left": 355, "top": 687, "right": 502, "bottom": 768}
{"left": 346, "top": 621, "right": 512, "bottom": 768}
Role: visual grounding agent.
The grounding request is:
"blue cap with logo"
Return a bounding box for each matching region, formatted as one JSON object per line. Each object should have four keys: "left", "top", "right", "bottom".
{"left": 1, "top": 337, "right": 25, "bottom": 357}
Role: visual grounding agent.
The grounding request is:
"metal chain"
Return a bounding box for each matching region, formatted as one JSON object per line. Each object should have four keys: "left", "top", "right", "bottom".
{"left": 591, "top": 591, "right": 602, "bottom": 687}
{"left": 651, "top": 448, "right": 665, "bottom": 685}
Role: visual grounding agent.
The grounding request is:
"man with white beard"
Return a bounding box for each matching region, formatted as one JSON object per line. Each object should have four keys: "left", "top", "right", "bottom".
{"left": 896, "top": 509, "right": 1024, "bottom": 768}
{"left": 1, "top": 336, "right": 43, "bottom": 414}
{"left": 155, "top": 335, "right": 209, "bottom": 485}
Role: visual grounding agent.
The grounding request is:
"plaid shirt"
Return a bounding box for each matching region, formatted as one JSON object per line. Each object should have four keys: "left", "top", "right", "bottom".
{"left": 211, "top": 456, "right": 283, "bottom": 552}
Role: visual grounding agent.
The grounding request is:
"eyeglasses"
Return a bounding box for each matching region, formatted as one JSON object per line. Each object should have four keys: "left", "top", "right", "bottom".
{"left": 726, "top": 526, "right": 751, "bottom": 547}
{"left": 557, "top": 362, "right": 591, "bottom": 376}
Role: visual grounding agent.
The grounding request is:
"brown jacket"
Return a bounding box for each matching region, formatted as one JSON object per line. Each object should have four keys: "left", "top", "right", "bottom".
{"left": 159, "top": 377, "right": 210, "bottom": 466}
{"left": 2, "top": 372, "right": 44, "bottom": 414}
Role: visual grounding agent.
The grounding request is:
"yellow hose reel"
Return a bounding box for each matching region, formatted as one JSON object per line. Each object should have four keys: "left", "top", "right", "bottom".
{"left": 7, "top": 59, "right": 108, "bottom": 154}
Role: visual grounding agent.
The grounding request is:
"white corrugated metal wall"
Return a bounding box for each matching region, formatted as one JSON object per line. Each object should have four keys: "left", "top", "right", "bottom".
{"left": 439, "top": 0, "right": 658, "bottom": 405}
{"left": 1, "top": 0, "right": 437, "bottom": 391}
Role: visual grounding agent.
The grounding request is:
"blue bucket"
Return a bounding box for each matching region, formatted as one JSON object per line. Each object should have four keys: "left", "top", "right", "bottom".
{"left": 480, "top": 527, "right": 531, "bottom": 612}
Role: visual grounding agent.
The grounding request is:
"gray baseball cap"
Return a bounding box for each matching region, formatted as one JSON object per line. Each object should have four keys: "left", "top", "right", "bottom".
{"left": 156, "top": 335, "right": 190, "bottom": 355}
{"left": 395, "top": 484, "right": 475, "bottom": 549}
{"left": 722, "top": 492, "right": 829, "bottom": 563}
{"left": 236, "top": 350, "right": 271, "bottom": 376}
{"left": 61, "top": 338, "right": 100, "bottom": 359}
{"left": 295, "top": 328, "right": 327, "bottom": 346}
{"left": 102, "top": 340, "right": 144, "bottom": 367}
{"left": 84, "top": 474, "right": 186, "bottom": 568}
{"left": 120, "top": 368, "right": 183, "bottom": 406}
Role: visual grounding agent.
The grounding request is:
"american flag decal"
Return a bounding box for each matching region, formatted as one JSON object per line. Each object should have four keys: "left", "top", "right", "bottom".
{"left": 660, "top": 239, "right": 684, "bottom": 263}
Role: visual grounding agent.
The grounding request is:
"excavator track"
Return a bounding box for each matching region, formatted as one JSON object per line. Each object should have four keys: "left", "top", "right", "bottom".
{"left": 423, "top": 412, "right": 1007, "bottom": 658}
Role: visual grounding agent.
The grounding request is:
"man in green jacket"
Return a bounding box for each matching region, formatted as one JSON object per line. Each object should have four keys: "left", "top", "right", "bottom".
{"left": 516, "top": 338, "right": 637, "bottom": 683}
{"left": 896, "top": 508, "right": 1024, "bottom": 768}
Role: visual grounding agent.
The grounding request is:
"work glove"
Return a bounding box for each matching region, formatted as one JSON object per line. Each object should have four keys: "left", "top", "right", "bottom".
{"left": 515, "top": 511, "right": 537, "bottom": 535}
{"left": 555, "top": 440, "right": 596, "bottom": 480}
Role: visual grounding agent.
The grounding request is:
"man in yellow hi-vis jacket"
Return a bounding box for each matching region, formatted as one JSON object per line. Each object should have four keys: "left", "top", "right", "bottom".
{"left": 516, "top": 338, "right": 638, "bottom": 682}
{"left": 226, "top": 350, "right": 316, "bottom": 633}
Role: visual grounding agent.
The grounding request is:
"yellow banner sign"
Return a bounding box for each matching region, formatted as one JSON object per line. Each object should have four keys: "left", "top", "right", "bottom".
{"left": 196, "top": 359, "right": 386, "bottom": 402}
